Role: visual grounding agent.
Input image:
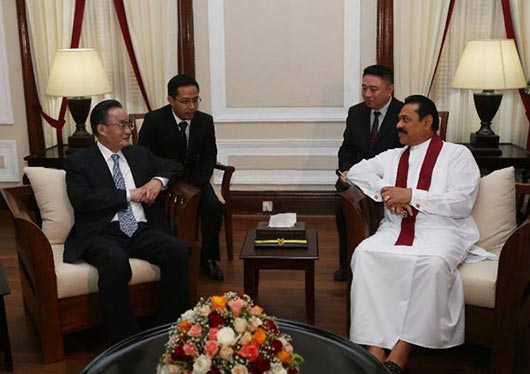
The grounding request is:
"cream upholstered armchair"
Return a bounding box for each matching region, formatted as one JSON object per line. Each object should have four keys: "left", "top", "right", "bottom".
{"left": 1, "top": 167, "right": 201, "bottom": 363}
{"left": 130, "top": 113, "right": 236, "bottom": 259}
{"left": 339, "top": 167, "right": 530, "bottom": 374}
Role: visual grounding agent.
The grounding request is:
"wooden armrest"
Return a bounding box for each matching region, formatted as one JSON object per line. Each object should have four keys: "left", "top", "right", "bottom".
{"left": 165, "top": 180, "right": 201, "bottom": 245}
{"left": 338, "top": 186, "right": 384, "bottom": 264}
{"left": 515, "top": 183, "right": 530, "bottom": 223}
{"left": 214, "top": 162, "right": 235, "bottom": 201}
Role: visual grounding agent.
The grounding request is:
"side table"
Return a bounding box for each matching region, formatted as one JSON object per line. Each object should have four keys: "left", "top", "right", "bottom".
{"left": 239, "top": 229, "right": 319, "bottom": 324}
{"left": 0, "top": 263, "right": 13, "bottom": 371}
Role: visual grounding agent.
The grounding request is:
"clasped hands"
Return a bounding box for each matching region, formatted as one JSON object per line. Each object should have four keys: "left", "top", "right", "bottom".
{"left": 380, "top": 186, "right": 414, "bottom": 218}
{"left": 130, "top": 178, "right": 163, "bottom": 205}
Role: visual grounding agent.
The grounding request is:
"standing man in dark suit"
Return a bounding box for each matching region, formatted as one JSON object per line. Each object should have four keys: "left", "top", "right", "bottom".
{"left": 64, "top": 99, "right": 190, "bottom": 344}
{"left": 334, "top": 65, "right": 403, "bottom": 281}
{"left": 139, "top": 74, "right": 224, "bottom": 281}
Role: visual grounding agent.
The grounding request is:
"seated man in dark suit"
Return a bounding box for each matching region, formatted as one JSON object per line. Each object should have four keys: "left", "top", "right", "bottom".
{"left": 64, "top": 99, "right": 190, "bottom": 344}
{"left": 334, "top": 65, "right": 403, "bottom": 281}
{"left": 139, "top": 74, "right": 224, "bottom": 281}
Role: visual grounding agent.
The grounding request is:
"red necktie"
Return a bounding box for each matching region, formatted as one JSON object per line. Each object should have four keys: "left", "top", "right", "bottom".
{"left": 369, "top": 111, "right": 381, "bottom": 151}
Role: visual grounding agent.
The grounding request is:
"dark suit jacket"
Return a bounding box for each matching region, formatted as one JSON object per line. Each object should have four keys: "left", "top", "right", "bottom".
{"left": 63, "top": 144, "right": 182, "bottom": 263}
{"left": 139, "top": 105, "right": 217, "bottom": 188}
{"left": 338, "top": 97, "right": 404, "bottom": 172}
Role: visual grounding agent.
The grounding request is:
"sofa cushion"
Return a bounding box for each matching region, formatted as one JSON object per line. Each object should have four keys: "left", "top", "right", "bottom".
{"left": 459, "top": 260, "right": 498, "bottom": 309}
{"left": 24, "top": 167, "right": 74, "bottom": 244}
{"left": 51, "top": 244, "right": 160, "bottom": 299}
{"left": 471, "top": 167, "right": 517, "bottom": 256}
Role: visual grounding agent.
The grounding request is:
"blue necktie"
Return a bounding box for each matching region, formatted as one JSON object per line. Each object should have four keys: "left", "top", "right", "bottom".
{"left": 111, "top": 154, "right": 138, "bottom": 237}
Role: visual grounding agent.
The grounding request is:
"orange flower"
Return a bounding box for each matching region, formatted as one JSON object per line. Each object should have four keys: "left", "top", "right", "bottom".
{"left": 250, "top": 305, "right": 263, "bottom": 315}
{"left": 251, "top": 327, "right": 267, "bottom": 346}
{"left": 178, "top": 320, "right": 192, "bottom": 332}
{"left": 276, "top": 349, "right": 292, "bottom": 364}
{"left": 211, "top": 295, "right": 227, "bottom": 310}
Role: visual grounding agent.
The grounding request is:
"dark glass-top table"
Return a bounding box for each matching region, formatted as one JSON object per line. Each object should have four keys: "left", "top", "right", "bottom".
{"left": 82, "top": 319, "right": 386, "bottom": 374}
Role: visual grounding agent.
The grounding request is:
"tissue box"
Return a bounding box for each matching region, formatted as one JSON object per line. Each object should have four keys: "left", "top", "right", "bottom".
{"left": 254, "top": 222, "right": 307, "bottom": 247}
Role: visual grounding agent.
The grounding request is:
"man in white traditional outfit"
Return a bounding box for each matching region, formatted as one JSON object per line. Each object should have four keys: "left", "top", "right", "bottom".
{"left": 346, "top": 95, "right": 480, "bottom": 373}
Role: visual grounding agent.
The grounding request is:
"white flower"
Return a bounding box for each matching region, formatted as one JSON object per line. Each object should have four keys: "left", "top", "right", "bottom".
{"left": 248, "top": 316, "right": 263, "bottom": 331}
{"left": 217, "top": 326, "right": 237, "bottom": 346}
{"left": 181, "top": 309, "right": 194, "bottom": 322}
{"left": 231, "top": 363, "right": 249, "bottom": 374}
{"left": 192, "top": 354, "right": 211, "bottom": 374}
{"left": 199, "top": 304, "right": 211, "bottom": 316}
{"left": 219, "top": 345, "right": 233, "bottom": 360}
{"left": 268, "top": 362, "right": 287, "bottom": 374}
{"left": 233, "top": 317, "right": 247, "bottom": 334}
{"left": 279, "top": 337, "right": 293, "bottom": 353}
{"left": 239, "top": 331, "right": 252, "bottom": 345}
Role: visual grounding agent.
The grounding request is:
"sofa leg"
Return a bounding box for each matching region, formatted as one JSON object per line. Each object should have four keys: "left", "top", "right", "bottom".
{"left": 39, "top": 313, "right": 65, "bottom": 363}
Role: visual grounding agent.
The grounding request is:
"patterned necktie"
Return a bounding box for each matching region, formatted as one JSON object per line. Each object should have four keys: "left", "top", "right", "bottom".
{"left": 111, "top": 154, "right": 138, "bottom": 237}
{"left": 178, "top": 121, "right": 188, "bottom": 154}
{"left": 369, "top": 111, "right": 381, "bottom": 151}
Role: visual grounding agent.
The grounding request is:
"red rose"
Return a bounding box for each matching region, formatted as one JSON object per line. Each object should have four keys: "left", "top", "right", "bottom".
{"left": 249, "top": 356, "right": 271, "bottom": 374}
{"left": 269, "top": 339, "right": 283, "bottom": 354}
{"left": 235, "top": 343, "right": 259, "bottom": 362}
{"left": 287, "top": 369, "right": 298, "bottom": 374}
{"left": 208, "top": 367, "right": 221, "bottom": 374}
{"left": 263, "top": 319, "right": 279, "bottom": 334}
{"left": 171, "top": 344, "right": 187, "bottom": 361}
{"left": 208, "top": 312, "right": 225, "bottom": 328}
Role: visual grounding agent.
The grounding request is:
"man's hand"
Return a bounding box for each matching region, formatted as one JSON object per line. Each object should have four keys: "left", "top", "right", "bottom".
{"left": 338, "top": 170, "right": 349, "bottom": 185}
{"left": 380, "top": 186, "right": 413, "bottom": 217}
{"left": 130, "top": 179, "right": 163, "bottom": 205}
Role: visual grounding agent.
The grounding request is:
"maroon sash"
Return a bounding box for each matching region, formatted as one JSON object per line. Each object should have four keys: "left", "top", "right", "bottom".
{"left": 394, "top": 134, "right": 443, "bottom": 246}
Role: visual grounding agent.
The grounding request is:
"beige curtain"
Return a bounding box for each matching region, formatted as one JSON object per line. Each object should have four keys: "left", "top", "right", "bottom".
{"left": 26, "top": 0, "right": 75, "bottom": 147}
{"left": 430, "top": 0, "right": 527, "bottom": 145}
{"left": 123, "top": 0, "right": 179, "bottom": 109}
{"left": 393, "top": 0, "right": 451, "bottom": 98}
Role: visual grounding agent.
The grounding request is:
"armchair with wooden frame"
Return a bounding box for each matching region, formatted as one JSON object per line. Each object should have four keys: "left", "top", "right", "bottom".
{"left": 339, "top": 178, "right": 530, "bottom": 373}
{"left": 130, "top": 113, "right": 236, "bottom": 259}
{"left": 1, "top": 178, "right": 201, "bottom": 363}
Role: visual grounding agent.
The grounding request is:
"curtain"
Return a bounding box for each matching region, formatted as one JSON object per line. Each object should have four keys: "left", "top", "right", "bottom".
{"left": 507, "top": 0, "right": 530, "bottom": 148}
{"left": 393, "top": 0, "right": 451, "bottom": 98}
{"left": 26, "top": 0, "right": 75, "bottom": 147}
{"left": 122, "top": 0, "right": 179, "bottom": 109}
{"left": 430, "top": 0, "right": 527, "bottom": 145}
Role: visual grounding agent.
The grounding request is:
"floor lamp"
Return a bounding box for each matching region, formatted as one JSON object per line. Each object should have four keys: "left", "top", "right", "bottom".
{"left": 452, "top": 39, "right": 526, "bottom": 156}
{"left": 46, "top": 48, "right": 112, "bottom": 152}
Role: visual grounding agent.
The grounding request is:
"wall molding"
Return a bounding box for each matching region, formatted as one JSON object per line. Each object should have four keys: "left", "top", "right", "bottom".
{"left": 207, "top": 0, "right": 361, "bottom": 122}
{"left": 0, "top": 5, "right": 14, "bottom": 125}
{"left": 0, "top": 140, "right": 20, "bottom": 182}
{"left": 214, "top": 139, "right": 342, "bottom": 185}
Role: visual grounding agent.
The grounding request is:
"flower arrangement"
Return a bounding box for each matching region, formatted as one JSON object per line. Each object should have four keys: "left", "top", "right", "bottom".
{"left": 157, "top": 292, "right": 303, "bottom": 374}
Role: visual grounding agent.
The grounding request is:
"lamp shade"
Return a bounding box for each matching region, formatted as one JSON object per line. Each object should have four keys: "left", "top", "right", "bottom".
{"left": 452, "top": 39, "right": 527, "bottom": 90}
{"left": 46, "top": 48, "right": 112, "bottom": 97}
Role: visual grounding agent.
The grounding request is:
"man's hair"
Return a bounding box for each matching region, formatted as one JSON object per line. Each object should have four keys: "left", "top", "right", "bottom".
{"left": 90, "top": 99, "right": 123, "bottom": 137}
{"left": 363, "top": 65, "right": 394, "bottom": 85}
{"left": 167, "top": 74, "right": 200, "bottom": 98}
{"left": 404, "top": 95, "right": 439, "bottom": 131}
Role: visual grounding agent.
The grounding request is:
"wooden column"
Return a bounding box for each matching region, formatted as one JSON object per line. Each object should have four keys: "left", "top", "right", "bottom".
{"left": 377, "top": 0, "right": 394, "bottom": 69}
{"left": 16, "top": 0, "right": 45, "bottom": 154}
{"left": 178, "top": 0, "right": 195, "bottom": 77}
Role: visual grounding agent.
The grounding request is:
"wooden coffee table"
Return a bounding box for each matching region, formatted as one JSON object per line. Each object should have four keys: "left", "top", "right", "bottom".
{"left": 239, "top": 229, "right": 319, "bottom": 324}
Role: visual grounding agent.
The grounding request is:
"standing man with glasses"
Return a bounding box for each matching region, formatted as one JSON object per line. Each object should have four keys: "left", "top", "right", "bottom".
{"left": 334, "top": 65, "right": 404, "bottom": 281}
{"left": 139, "top": 74, "right": 224, "bottom": 281}
{"left": 64, "top": 99, "right": 190, "bottom": 344}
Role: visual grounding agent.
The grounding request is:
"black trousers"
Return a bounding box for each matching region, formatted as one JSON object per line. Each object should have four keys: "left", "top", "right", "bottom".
{"left": 198, "top": 183, "right": 224, "bottom": 261}
{"left": 82, "top": 222, "right": 190, "bottom": 344}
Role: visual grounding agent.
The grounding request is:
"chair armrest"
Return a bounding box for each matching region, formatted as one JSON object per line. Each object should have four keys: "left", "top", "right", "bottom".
{"left": 164, "top": 180, "right": 201, "bottom": 245}
{"left": 515, "top": 183, "right": 530, "bottom": 224}
{"left": 338, "top": 186, "right": 384, "bottom": 266}
{"left": 214, "top": 162, "right": 235, "bottom": 203}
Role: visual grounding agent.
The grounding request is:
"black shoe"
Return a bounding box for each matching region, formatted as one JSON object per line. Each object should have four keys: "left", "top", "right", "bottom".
{"left": 201, "top": 259, "right": 224, "bottom": 281}
{"left": 383, "top": 361, "right": 405, "bottom": 374}
{"left": 333, "top": 266, "right": 347, "bottom": 281}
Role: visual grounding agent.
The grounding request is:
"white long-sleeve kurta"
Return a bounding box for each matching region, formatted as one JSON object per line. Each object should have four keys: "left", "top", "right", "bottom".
{"left": 347, "top": 138, "right": 480, "bottom": 349}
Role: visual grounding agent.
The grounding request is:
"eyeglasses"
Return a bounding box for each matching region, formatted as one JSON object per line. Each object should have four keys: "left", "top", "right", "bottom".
{"left": 105, "top": 120, "right": 135, "bottom": 130}
{"left": 174, "top": 96, "right": 202, "bottom": 106}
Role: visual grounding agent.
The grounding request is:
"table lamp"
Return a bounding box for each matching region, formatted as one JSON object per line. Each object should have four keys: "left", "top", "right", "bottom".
{"left": 46, "top": 48, "right": 112, "bottom": 151}
{"left": 452, "top": 39, "right": 527, "bottom": 156}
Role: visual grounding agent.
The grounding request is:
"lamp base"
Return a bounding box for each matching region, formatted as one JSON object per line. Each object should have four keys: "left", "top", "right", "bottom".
{"left": 67, "top": 133, "right": 95, "bottom": 152}
{"left": 470, "top": 132, "right": 500, "bottom": 148}
{"left": 66, "top": 97, "right": 95, "bottom": 153}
